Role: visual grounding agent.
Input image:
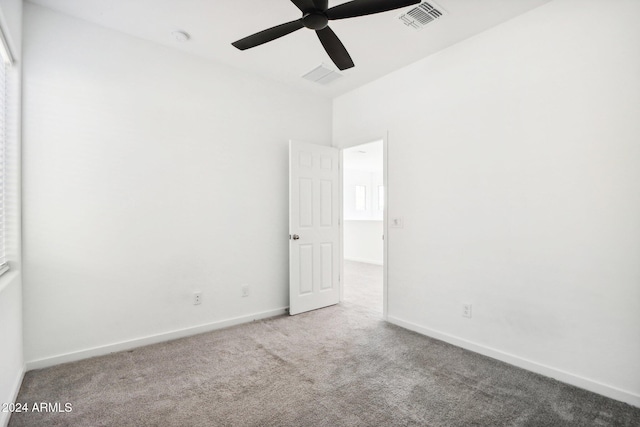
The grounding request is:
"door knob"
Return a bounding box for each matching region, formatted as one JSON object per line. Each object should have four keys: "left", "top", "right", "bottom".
{"left": 292, "top": 234, "right": 300, "bottom": 240}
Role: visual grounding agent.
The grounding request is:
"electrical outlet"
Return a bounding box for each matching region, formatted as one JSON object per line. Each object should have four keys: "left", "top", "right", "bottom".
{"left": 462, "top": 303, "right": 472, "bottom": 318}
{"left": 193, "top": 292, "right": 202, "bottom": 305}
{"left": 241, "top": 284, "right": 250, "bottom": 297}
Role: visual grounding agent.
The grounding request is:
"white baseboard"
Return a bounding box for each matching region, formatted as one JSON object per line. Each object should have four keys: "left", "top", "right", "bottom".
{"left": 1, "top": 364, "right": 26, "bottom": 427}
{"left": 344, "top": 257, "right": 383, "bottom": 266}
{"left": 387, "top": 315, "right": 640, "bottom": 408}
{"left": 26, "top": 307, "right": 288, "bottom": 371}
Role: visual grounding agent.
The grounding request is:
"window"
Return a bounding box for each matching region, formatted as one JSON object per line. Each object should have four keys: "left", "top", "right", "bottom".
{"left": 0, "top": 58, "right": 6, "bottom": 274}
{"left": 0, "top": 25, "right": 13, "bottom": 277}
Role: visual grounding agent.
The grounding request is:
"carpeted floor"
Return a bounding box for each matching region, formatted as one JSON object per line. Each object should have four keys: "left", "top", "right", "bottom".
{"left": 9, "top": 261, "right": 640, "bottom": 426}
{"left": 343, "top": 260, "right": 383, "bottom": 314}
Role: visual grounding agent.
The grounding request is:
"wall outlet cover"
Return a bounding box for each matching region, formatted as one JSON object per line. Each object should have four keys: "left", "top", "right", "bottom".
{"left": 462, "top": 303, "right": 472, "bottom": 318}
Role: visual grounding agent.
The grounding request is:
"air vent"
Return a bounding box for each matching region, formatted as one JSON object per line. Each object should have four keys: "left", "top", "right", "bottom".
{"left": 398, "top": 1, "right": 447, "bottom": 30}
{"left": 302, "top": 64, "right": 343, "bottom": 85}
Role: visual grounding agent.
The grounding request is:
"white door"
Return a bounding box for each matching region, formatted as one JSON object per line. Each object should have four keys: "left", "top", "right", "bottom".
{"left": 289, "top": 140, "right": 341, "bottom": 315}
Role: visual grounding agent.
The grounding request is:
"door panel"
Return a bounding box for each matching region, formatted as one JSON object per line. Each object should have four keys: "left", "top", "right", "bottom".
{"left": 320, "top": 180, "right": 333, "bottom": 226}
{"left": 299, "top": 178, "right": 313, "bottom": 227}
{"left": 320, "top": 243, "right": 333, "bottom": 290}
{"left": 289, "top": 140, "right": 340, "bottom": 315}
{"left": 299, "top": 245, "right": 314, "bottom": 295}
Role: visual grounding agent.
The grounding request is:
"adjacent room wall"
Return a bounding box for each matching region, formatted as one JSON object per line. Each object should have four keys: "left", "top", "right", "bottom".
{"left": 333, "top": 0, "right": 640, "bottom": 406}
{"left": 343, "top": 167, "right": 383, "bottom": 265}
{"left": 0, "top": 0, "right": 22, "bottom": 425}
{"left": 22, "top": 4, "right": 332, "bottom": 366}
{"left": 343, "top": 221, "right": 383, "bottom": 265}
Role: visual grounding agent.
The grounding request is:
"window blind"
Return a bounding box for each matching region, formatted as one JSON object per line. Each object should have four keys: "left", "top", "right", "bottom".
{"left": 0, "top": 23, "right": 11, "bottom": 276}
{"left": 0, "top": 58, "right": 6, "bottom": 275}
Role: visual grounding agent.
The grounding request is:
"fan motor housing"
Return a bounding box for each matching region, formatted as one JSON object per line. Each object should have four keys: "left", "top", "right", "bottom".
{"left": 303, "top": 12, "right": 329, "bottom": 30}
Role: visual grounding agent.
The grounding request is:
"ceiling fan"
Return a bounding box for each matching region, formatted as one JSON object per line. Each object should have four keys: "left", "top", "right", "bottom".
{"left": 232, "top": 0, "right": 421, "bottom": 71}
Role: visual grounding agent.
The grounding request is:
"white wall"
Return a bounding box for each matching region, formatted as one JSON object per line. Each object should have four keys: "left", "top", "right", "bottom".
{"left": 334, "top": 0, "right": 640, "bottom": 406}
{"left": 344, "top": 221, "right": 383, "bottom": 265}
{"left": 22, "top": 4, "right": 332, "bottom": 366}
{"left": 0, "top": 0, "right": 22, "bottom": 425}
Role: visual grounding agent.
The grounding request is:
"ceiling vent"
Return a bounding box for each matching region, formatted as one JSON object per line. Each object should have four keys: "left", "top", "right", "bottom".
{"left": 302, "top": 64, "right": 343, "bottom": 85}
{"left": 398, "top": 1, "right": 447, "bottom": 30}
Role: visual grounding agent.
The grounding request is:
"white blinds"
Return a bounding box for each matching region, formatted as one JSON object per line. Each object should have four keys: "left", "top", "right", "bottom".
{"left": 0, "top": 58, "right": 6, "bottom": 274}
{"left": 0, "top": 23, "right": 14, "bottom": 277}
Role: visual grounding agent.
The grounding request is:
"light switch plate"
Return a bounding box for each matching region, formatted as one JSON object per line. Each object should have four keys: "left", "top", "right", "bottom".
{"left": 390, "top": 217, "right": 403, "bottom": 228}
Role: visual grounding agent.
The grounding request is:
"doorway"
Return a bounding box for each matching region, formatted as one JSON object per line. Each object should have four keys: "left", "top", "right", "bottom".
{"left": 342, "top": 140, "right": 384, "bottom": 314}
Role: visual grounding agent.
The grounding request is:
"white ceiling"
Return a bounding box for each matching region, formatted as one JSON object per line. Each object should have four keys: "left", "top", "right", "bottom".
{"left": 27, "top": 0, "right": 551, "bottom": 98}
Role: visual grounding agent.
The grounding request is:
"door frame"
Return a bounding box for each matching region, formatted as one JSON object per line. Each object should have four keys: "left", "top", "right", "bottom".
{"left": 338, "top": 133, "right": 389, "bottom": 319}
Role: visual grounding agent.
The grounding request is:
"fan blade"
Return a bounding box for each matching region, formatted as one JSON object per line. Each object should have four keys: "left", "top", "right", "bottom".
{"left": 326, "top": 0, "right": 420, "bottom": 20}
{"left": 313, "top": 0, "right": 329, "bottom": 11}
{"left": 232, "top": 20, "right": 304, "bottom": 50}
{"left": 291, "top": 0, "right": 316, "bottom": 13}
{"left": 316, "top": 26, "right": 354, "bottom": 70}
